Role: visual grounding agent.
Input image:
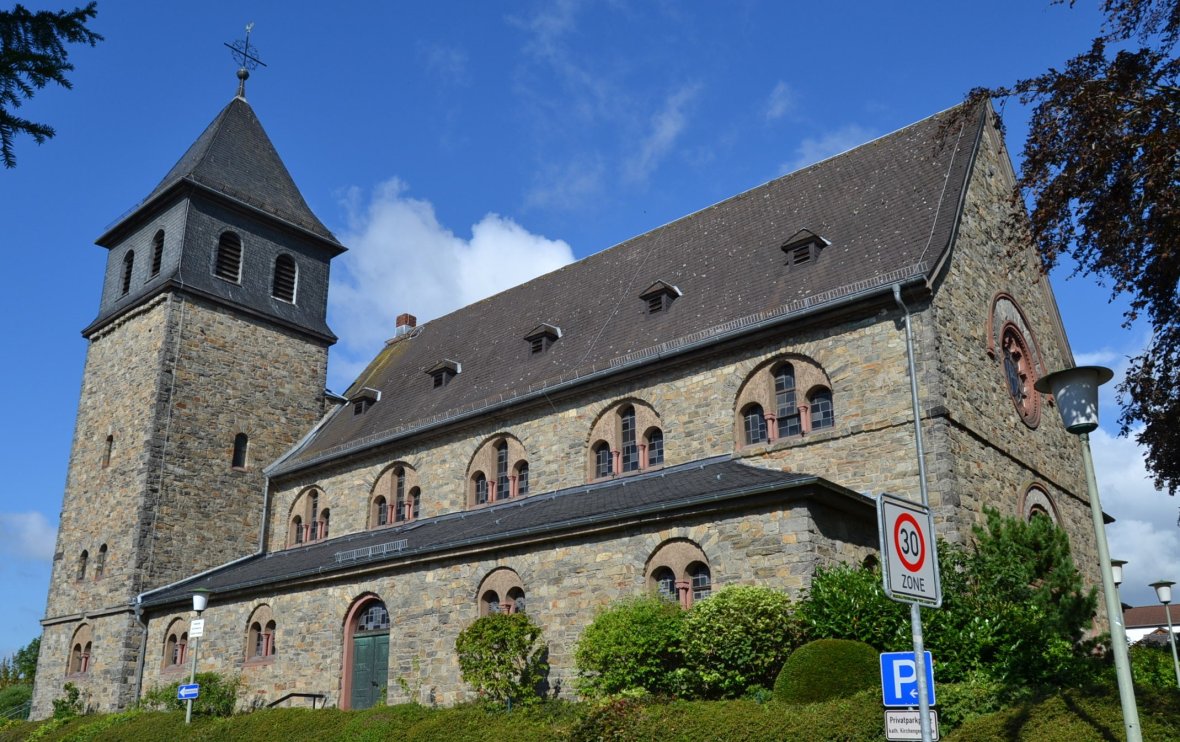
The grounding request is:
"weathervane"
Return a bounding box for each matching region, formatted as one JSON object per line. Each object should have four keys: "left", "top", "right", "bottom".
{"left": 224, "top": 22, "right": 267, "bottom": 98}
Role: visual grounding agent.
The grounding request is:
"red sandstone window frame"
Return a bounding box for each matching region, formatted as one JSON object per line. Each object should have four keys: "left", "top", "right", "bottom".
{"left": 586, "top": 400, "right": 664, "bottom": 482}
{"left": 735, "top": 355, "right": 835, "bottom": 449}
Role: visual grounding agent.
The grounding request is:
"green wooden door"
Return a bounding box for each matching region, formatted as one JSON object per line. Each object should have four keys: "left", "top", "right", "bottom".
{"left": 350, "top": 633, "right": 390, "bottom": 709}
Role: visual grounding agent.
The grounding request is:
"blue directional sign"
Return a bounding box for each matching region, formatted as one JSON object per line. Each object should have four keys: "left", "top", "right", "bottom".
{"left": 177, "top": 683, "right": 200, "bottom": 701}
{"left": 880, "top": 651, "right": 935, "bottom": 707}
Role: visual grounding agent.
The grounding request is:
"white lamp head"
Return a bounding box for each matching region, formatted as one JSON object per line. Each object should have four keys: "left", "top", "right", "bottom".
{"left": 1151, "top": 580, "right": 1175, "bottom": 605}
{"left": 1034, "top": 366, "right": 1114, "bottom": 434}
{"left": 1111, "top": 559, "right": 1126, "bottom": 587}
{"left": 191, "top": 589, "right": 211, "bottom": 613}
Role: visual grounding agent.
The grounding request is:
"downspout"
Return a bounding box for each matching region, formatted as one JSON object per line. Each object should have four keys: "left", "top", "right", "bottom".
{"left": 893, "top": 284, "right": 930, "bottom": 507}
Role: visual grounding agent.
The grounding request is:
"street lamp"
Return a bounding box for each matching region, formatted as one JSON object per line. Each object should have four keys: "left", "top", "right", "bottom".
{"left": 1112, "top": 559, "right": 1126, "bottom": 587}
{"left": 185, "top": 590, "right": 211, "bottom": 725}
{"left": 1149, "top": 580, "right": 1180, "bottom": 689}
{"left": 1035, "top": 366, "right": 1141, "bottom": 742}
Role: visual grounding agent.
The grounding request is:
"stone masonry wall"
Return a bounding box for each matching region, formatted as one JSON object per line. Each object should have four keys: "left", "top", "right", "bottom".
{"left": 143, "top": 499, "right": 876, "bottom": 708}
{"left": 926, "top": 114, "right": 1101, "bottom": 592}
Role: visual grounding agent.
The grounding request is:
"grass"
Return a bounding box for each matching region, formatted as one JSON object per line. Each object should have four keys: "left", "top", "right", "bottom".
{"left": 1, "top": 685, "right": 1177, "bottom": 741}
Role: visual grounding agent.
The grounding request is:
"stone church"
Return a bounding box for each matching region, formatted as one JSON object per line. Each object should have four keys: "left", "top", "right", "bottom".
{"left": 32, "top": 78, "right": 1101, "bottom": 716}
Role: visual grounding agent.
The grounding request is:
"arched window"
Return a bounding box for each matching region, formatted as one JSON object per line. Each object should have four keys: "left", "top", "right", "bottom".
{"left": 477, "top": 568, "right": 526, "bottom": 617}
{"left": 652, "top": 566, "right": 676, "bottom": 601}
{"left": 515, "top": 462, "right": 530, "bottom": 497}
{"left": 94, "top": 544, "right": 107, "bottom": 580}
{"left": 620, "top": 406, "right": 639, "bottom": 472}
{"left": 394, "top": 468, "right": 407, "bottom": 522}
{"left": 288, "top": 488, "right": 328, "bottom": 546}
{"left": 467, "top": 435, "right": 528, "bottom": 506}
{"left": 646, "top": 539, "right": 713, "bottom": 609}
{"left": 246, "top": 605, "right": 276, "bottom": 661}
{"left": 495, "top": 440, "right": 510, "bottom": 501}
{"left": 163, "top": 618, "right": 187, "bottom": 669}
{"left": 76, "top": 550, "right": 88, "bottom": 581}
{"left": 808, "top": 388, "right": 834, "bottom": 430}
{"left": 232, "top": 433, "right": 249, "bottom": 470}
{"left": 742, "top": 404, "right": 767, "bottom": 445}
{"left": 1021, "top": 484, "right": 1060, "bottom": 526}
{"left": 68, "top": 624, "right": 93, "bottom": 675}
{"left": 121, "top": 251, "right": 135, "bottom": 295}
{"left": 215, "top": 232, "right": 243, "bottom": 283}
{"left": 374, "top": 496, "right": 388, "bottom": 527}
{"left": 735, "top": 355, "right": 834, "bottom": 448}
{"left": 271, "top": 254, "right": 297, "bottom": 303}
{"left": 102, "top": 434, "right": 113, "bottom": 468}
{"left": 774, "top": 364, "right": 801, "bottom": 437}
{"left": 371, "top": 464, "right": 421, "bottom": 527}
{"left": 409, "top": 487, "right": 421, "bottom": 520}
{"left": 150, "top": 230, "right": 165, "bottom": 277}
{"left": 593, "top": 442, "right": 613, "bottom": 478}
{"left": 645, "top": 428, "right": 664, "bottom": 466}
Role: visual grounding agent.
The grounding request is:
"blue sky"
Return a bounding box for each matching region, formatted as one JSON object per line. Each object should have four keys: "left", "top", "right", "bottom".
{"left": 1, "top": 1, "right": 1175, "bottom": 657}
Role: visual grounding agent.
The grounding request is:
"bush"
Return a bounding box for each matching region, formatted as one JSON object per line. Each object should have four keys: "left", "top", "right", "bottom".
{"left": 681, "top": 585, "right": 803, "bottom": 698}
{"left": 574, "top": 595, "right": 686, "bottom": 698}
{"left": 1130, "top": 642, "right": 1180, "bottom": 691}
{"left": 797, "top": 563, "right": 909, "bottom": 650}
{"left": 455, "top": 612, "right": 548, "bottom": 706}
{"left": 138, "top": 672, "right": 242, "bottom": 717}
{"left": 773, "top": 639, "right": 878, "bottom": 704}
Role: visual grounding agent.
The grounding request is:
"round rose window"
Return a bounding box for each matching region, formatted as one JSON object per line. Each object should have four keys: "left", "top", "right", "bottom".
{"left": 1000, "top": 323, "right": 1040, "bottom": 427}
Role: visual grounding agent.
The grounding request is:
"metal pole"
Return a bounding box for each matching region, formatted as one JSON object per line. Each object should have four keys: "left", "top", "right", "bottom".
{"left": 1164, "top": 603, "right": 1180, "bottom": 689}
{"left": 911, "top": 603, "right": 932, "bottom": 742}
{"left": 1080, "top": 434, "right": 1142, "bottom": 742}
{"left": 185, "top": 611, "right": 201, "bottom": 725}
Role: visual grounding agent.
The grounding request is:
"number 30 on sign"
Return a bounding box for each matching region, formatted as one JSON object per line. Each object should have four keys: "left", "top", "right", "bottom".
{"left": 877, "top": 493, "right": 942, "bottom": 607}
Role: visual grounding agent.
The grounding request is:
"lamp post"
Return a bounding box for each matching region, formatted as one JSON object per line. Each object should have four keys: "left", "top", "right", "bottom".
{"left": 1111, "top": 560, "right": 1126, "bottom": 588}
{"left": 1149, "top": 580, "right": 1180, "bottom": 689}
{"left": 1034, "top": 366, "right": 1141, "bottom": 742}
{"left": 185, "top": 589, "right": 210, "bottom": 725}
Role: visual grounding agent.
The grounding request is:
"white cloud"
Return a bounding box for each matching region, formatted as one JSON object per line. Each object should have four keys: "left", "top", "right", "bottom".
{"left": 1091, "top": 426, "right": 1180, "bottom": 607}
{"left": 624, "top": 84, "right": 701, "bottom": 184}
{"left": 779, "top": 123, "right": 876, "bottom": 174}
{"left": 0, "top": 512, "right": 56, "bottom": 562}
{"left": 764, "top": 80, "right": 793, "bottom": 122}
{"left": 328, "top": 179, "right": 575, "bottom": 389}
{"left": 523, "top": 155, "right": 606, "bottom": 211}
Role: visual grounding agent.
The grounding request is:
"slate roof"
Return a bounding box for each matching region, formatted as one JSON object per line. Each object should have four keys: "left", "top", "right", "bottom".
{"left": 140, "top": 457, "right": 871, "bottom": 608}
{"left": 273, "top": 104, "right": 988, "bottom": 475}
{"left": 102, "top": 96, "right": 341, "bottom": 247}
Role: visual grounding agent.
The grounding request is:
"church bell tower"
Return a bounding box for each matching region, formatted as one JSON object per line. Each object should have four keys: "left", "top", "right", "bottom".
{"left": 32, "top": 55, "right": 345, "bottom": 716}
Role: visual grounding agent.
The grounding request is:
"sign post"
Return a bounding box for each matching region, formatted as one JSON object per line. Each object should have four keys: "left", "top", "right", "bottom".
{"left": 878, "top": 493, "right": 942, "bottom": 742}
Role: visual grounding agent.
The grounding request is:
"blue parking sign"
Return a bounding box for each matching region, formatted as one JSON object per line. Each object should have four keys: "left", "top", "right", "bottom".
{"left": 880, "top": 651, "right": 935, "bottom": 707}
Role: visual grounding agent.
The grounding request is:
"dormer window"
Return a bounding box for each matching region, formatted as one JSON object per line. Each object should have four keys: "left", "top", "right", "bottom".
{"left": 780, "top": 229, "right": 829, "bottom": 268}
{"left": 427, "top": 360, "right": 461, "bottom": 388}
{"left": 350, "top": 387, "right": 380, "bottom": 415}
{"left": 639, "top": 281, "right": 682, "bottom": 315}
{"left": 525, "top": 323, "right": 562, "bottom": 355}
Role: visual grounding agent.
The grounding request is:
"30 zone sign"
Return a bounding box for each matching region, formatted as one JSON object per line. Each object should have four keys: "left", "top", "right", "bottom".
{"left": 878, "top": 494, "right": 942, "bottom": 607}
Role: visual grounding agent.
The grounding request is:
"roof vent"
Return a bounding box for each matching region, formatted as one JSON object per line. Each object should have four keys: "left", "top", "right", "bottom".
{"left": 780, "top": 229, "right": 830, "bottom": 268}
{"left": 426, "top": 359, "right": 461, "bottom": 388}
{"left": 639, "top": 280, "right": 682, "bottom": 314}
{"left": 524, "top": 323, "right": 562, "bottom": 355}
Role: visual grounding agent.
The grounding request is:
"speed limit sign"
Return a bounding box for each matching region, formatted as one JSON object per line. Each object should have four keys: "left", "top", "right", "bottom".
{"left": 878, "top": 493, "right": 942, "bottom": 607}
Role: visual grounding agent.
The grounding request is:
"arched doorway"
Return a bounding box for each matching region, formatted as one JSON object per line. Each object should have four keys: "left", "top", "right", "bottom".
{"left": 342, "top": 597, "right": 390, "bottom": 710}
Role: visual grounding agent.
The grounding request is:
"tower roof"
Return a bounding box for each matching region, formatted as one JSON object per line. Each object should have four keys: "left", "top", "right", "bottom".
{"left": 136, "top": 96, "right": 339, "bottom": 245}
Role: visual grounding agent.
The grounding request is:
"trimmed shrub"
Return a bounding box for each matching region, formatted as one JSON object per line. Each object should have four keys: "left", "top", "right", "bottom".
{"left": 797, "top": 564, "right": 909, "bottom": 650}
{"left": 681, "top": 585, "right": 803, "bottom": 698}
{"left": 1130, "top": 642, "right": 1180, "bottom": 691}
{"left": 773, "top": 639, "right": 878, "bottom": 704}
{"left": 574, "top": 595, "right": 686, "bottom": 698}
{"left": 138, "top": 672, "right": 242, "bottom": 717}
{"left": 455, "top": 612, "right": 548, "bottom": 706}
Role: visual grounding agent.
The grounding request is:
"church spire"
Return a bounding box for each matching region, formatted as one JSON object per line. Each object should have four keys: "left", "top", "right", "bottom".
{"left": 224, "top": 22, "right": 266, "bottom": 100}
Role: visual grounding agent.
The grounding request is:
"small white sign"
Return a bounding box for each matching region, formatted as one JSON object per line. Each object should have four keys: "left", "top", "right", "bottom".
{"left": 884, "top": 710, "right": 939, "bottom": 741}
{"left": 189, "top": 618, "right": 205, "bottom": 638}
{"left": 878, "top": 493, "right": 941, "bottom": 606}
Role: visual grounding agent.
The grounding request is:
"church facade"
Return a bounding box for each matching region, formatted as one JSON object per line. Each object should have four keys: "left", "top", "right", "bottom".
{"left": 32, "top": 88, "right": 1100, "bottom": 716}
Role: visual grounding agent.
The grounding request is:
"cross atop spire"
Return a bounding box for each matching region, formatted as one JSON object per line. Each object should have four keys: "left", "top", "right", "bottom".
{"left": 224, "top": 22, "right": 267, "bottom": 99}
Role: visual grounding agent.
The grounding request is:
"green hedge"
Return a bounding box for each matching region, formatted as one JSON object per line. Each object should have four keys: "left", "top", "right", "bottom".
{"left": 773, "top": 639, "right": 878, "bottom": 705}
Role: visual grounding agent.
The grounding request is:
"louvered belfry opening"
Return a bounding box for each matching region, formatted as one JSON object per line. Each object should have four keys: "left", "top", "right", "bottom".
{"left": 120, "top": 251, "right": 134, "bottom": 295}
{"left": 215, "top": 232, "right": 243, "bottom": 282}
{"left": 150, "top": 230, "right": 164, "bottom": 276}
{"left": 272, "top": 254, "right": 297, "bottom": 302}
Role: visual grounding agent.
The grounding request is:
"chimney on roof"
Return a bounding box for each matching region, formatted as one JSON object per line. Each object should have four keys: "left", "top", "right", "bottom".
{"left": 395, "top": 313, "right": 417, "bottom": 337}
